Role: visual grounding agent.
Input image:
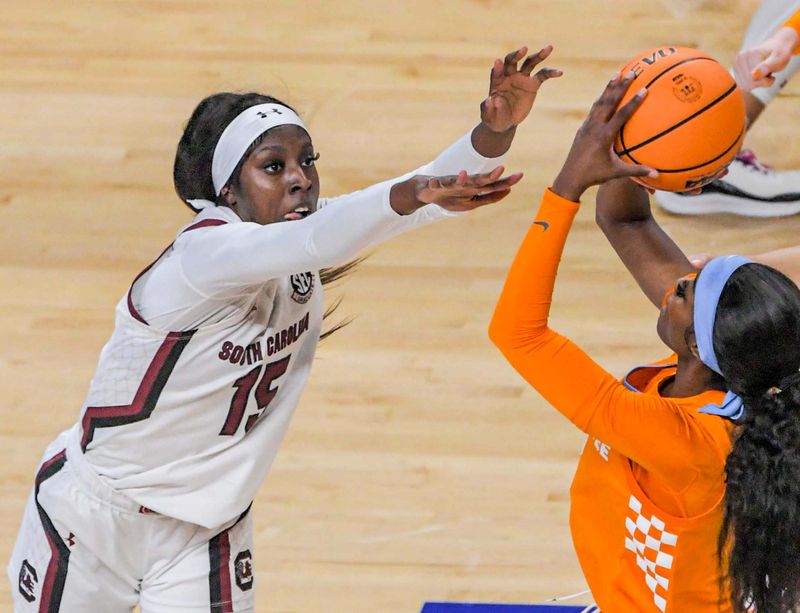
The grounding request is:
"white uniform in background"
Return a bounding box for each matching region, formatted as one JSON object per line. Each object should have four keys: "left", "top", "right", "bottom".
{"left": 655, "top": 0, "right": 800, "bottom": 216}
{"left": 8, "top": 132, "right": 504, "bottom": 613}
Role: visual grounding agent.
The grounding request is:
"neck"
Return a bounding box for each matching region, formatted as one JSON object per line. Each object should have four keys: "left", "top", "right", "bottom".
{"left": 661, "top": 356, "right": 721, "bottom": 398}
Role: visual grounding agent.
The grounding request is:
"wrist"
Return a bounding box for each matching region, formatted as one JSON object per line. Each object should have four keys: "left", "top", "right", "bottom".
{"left": 471, "top": 122, "right": 516, "bottom": 158}
{"left": 551, "top": 171, "right": 586, "bottom": 203}
{"left": 389, "top": 178, "right": 426, "bottom": 216}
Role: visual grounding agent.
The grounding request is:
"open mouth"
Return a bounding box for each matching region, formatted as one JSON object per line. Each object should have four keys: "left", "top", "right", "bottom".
{"left": 283, "top": 206, "right": 311, "bottom": 221}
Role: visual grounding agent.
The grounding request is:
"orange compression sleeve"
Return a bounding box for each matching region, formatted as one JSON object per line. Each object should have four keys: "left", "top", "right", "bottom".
{"left": 488, "top": 189, "right": 727, "bottom": 488}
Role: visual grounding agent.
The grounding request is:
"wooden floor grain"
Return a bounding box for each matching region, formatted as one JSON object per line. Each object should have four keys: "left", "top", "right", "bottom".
{"left": 2, "top": 1, "right": 796, "bottom": 611}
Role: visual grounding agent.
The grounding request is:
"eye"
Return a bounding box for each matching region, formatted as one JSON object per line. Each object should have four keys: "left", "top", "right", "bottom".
{"left": 263, "top": 160, "right": 283, "bottom": 173}
{"left": 302, "top": 152, "right": 320, "bottom": 167}
{"left": 675, "top": 280, "right": 687, "bottom": 299}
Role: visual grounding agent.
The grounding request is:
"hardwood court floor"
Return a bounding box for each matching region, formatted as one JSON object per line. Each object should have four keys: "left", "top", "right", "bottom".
{"left": 1, "top": 0, "right": 796, "bottom": 611}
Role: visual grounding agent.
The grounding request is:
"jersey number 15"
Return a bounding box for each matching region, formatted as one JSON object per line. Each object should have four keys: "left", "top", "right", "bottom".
{"left": 219, "top": 355, "right": 291, "bottom": 436}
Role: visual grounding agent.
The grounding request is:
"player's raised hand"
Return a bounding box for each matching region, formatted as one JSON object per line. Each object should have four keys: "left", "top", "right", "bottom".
{"left": 551, "top": 72, "right": 658, "bottom": 202}
{"left": 734, "top": 26, "right": 799, "bottom": 91}
{"left": 480, "top": 45, "right": 563, "bottom": 133}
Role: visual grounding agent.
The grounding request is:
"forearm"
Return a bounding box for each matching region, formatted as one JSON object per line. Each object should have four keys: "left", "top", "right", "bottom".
{"left": 180, "top": 181, "right": 413, "bottom": 294}
{"left": 489, "top": 188, "right": 579, "bottom": 358}
{"left": 594, "top": 177, "right": 653, "bottom": 224}
{"left": 595, "top": 179, "right": 693, "bottom": 308}
{"left": 752, "top": 245, "right": 800, "bottom": 287}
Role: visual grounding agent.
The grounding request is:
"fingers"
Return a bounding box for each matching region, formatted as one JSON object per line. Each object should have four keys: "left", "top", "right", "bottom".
{"left": 503, "top": 46, "right": 528, "bottom": 75}
{"left": 762, "top": 49, "right": 792, "bottom": 74}
{"left": 588, "top": 71, "right": 635, "bottom": 123}
{"left": 520, "top": 44, "right": 553, "bottom": 75}
{"left": 424, "top": 169, "right": 523, "bottom": 207}
{"left": 613, "top": 153, "right": 658, "bottom": 181}
{"left": 467, "top": 188, "right": 512, "bottom": 207}
{"left": 532, "top": 67, "right": 564, "bottom": 86}
{"left": 688, "top": 253, "right": 713, "bottom": 269}
{"left": 607, "top": 86, "right": 647, "bottom": 133}
{"left": 430, "top": 168, "right": 522, "bottom": 191}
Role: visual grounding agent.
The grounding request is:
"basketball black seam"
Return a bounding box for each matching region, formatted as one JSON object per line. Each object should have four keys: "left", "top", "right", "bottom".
{"left": 643, "top": 56, "right": 716, "bottom": 90}
{"left": 618, "top": 56, "right": 715, "bottom": 154}
{"left": 617, "top": 82, "right": 738, "bottom": 157}
{"left": 649, "top": 126, "right": 744, "bottom": 173}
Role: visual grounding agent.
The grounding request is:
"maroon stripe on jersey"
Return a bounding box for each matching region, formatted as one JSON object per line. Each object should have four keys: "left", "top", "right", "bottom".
{"left": 80, "top": 330, "right": 196, "bottom": 451}
{"left": 208, "top": 507, "right": 250, "bottom": 613}
{"left": 181, "top": 218, "right": 227, "bottom": 234}
{"left": 126, "top": 218, "right": 227, "bottom": 324}
{"left": 209, "top": 531, "right": 233, "bottom": 613}
{"left": 34, "top": 450, "right": 69, "bottom": 613}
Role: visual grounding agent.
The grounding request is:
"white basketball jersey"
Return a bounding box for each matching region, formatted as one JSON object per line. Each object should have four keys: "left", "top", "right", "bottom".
{"left": 66, "top": 217, "right": 322, "bottom": 528}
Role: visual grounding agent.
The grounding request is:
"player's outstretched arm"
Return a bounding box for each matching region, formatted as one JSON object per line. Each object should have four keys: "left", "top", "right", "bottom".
{"left": 470, "top": 45, "right": 562, "bottom": 158}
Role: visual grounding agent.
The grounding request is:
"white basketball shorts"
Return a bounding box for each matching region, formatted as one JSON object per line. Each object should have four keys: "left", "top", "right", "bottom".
{"left": 7, "top": 431, "right": 255, "bottom": 612}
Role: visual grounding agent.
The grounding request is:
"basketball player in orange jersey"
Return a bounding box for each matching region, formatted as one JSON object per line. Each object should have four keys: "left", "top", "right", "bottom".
{"left": 656, "top": 0, "right": 800, "bottom": 216}
{"left": 7, "top": 47, "right": 561, "bottom": 612}
{"left": 490, "top": 72, "right": 800, "bottom": 612}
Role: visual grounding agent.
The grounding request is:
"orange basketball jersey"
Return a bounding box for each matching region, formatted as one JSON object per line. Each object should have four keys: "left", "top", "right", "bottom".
{"left": 490, "top": 190, "right": 737, "bottom": 612}
{"left": 570, "top": 357, "right": 733, "bottom": 613}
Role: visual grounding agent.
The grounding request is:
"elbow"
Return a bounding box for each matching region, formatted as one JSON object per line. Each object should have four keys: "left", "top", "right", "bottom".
{"left": 488, "top": 310, "right": 519, "bottom": 355}
{"left": 487, "top": 314, "right": 506, "bottom": 350}
{"left": 595, "top": 207, "right": 615, "bottom": 235}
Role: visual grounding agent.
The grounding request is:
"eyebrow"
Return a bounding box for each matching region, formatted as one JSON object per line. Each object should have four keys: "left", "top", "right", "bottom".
{"left": 253, "top": 141, "right": 314, "bottom": 154}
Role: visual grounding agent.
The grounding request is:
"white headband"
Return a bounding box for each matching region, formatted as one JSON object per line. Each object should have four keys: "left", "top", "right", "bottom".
{"left": 211, "top": 103, "right": 308, "bottom": 195}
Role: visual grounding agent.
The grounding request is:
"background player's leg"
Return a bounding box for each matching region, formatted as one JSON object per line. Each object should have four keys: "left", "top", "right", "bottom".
{"left": 139, "top": 510, "right": 255, "bottom": 613}
{"left": 655, "top": 0, "right": 800, "bottom": 216}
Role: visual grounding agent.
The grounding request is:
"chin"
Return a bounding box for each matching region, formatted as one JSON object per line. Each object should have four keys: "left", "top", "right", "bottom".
{"left": 655, "top": 312, "right": 670, "bottom": 348}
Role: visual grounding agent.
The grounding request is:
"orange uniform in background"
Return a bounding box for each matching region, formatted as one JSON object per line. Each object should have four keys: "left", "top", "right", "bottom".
{"left": 786, "top": 10, "right": 800, "bottom": 44}
{"left": 489, "top": 190, "right": 735, "bottom": 612}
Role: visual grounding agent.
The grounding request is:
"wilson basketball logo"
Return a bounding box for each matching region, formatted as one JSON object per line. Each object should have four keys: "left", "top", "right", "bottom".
{"left": 290, "top": 272, "right": 314, "bottom": 304}
{"left": 671, "top": 73, "right": 702, "bottom": 103}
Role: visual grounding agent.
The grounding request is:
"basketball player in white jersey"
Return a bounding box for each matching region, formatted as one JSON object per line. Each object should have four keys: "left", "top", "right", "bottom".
{"left": 655, "top": 0, "right": 800, "bottom": 216}
{"left": 6, "top": 46, "right": 561, "bottom": 612}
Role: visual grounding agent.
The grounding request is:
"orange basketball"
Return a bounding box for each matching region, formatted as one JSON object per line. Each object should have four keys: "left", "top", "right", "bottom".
{"left": 614, "top": 46, "right": 746, "bottom": 192}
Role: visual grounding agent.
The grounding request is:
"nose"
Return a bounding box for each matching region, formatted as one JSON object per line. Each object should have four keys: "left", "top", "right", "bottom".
{"left": 287, "top": 165, "right": 313, "bottom": 194}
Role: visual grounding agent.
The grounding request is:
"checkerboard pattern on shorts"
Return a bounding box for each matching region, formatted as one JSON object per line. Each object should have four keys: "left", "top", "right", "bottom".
{"left": 624, "top": 495, "right": 678, "bottom": 612}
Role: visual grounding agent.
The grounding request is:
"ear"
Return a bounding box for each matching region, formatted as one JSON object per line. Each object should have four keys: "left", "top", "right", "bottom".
{"left": 685, "top": 327, "right": 700, "bottom": 360}
{"left": 221, "top": 185, "right": 237, "bottom": 207}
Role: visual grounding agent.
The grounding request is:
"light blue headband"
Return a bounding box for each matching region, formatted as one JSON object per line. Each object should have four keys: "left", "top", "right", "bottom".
{"left": 694, "top": 255, "right": 752, "bottom": 420}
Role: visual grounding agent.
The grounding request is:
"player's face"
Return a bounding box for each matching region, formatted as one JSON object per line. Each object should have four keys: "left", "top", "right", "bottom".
{"left": 229, "top": 125, "right": 320, "bottom": 225}
{"left": 656, "top": 274, "right": 697, "bottom": 357}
